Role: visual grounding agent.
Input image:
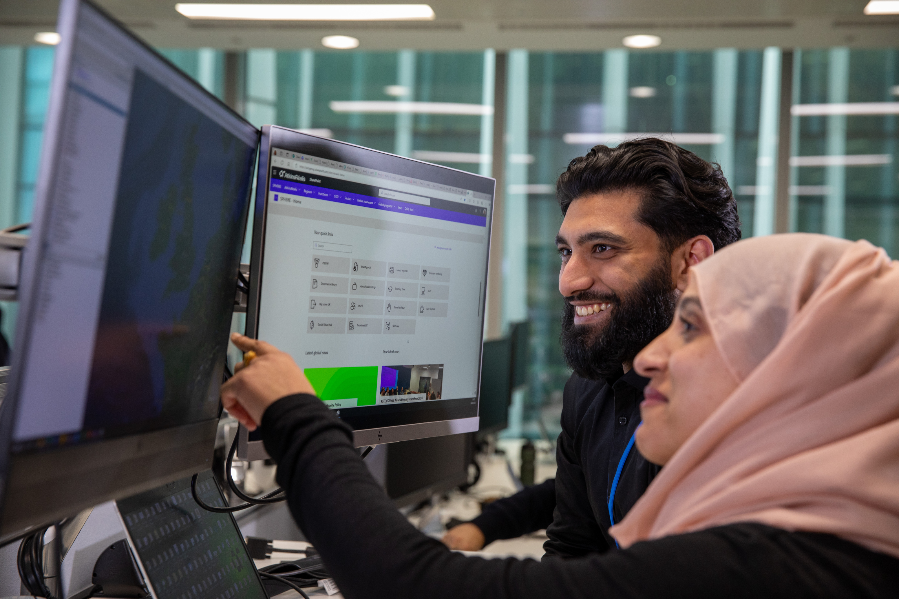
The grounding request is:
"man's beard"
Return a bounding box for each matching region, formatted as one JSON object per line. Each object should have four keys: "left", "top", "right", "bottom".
{"left": 560, "top": 257, "right": 679, "bottom": 381}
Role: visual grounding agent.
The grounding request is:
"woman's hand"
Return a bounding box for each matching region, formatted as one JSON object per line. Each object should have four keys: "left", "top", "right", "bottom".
{"left": 221, "top": 333, "right": 317, "bottom": 430}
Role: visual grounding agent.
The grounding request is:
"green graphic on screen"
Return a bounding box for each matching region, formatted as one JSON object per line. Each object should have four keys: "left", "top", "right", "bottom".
{"left": 304, "top": 366, "right": 378, "bottom": 406}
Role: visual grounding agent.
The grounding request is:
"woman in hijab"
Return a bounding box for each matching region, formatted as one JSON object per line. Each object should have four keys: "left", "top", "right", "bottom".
{"left": 221, "top": 233, "right": 899, "bottom": 599}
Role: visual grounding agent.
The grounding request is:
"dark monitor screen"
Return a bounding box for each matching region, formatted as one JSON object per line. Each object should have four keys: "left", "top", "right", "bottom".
{"left": 0, "top": 0, "right": 257, "bottom": 542}
{"left": 477, "top": 337, "right": 514, "bottom": 437}
{"left": 116, "top": 471, "right": 268, "bottom": 599}
{"left": 240, "top": 125, "right": 494, "bottom": 456}
{"left": 383, "top": 433, "right": 473, "bottom": 508}
{"left": 509, "top": 320, "right": 530, "bottom": 390}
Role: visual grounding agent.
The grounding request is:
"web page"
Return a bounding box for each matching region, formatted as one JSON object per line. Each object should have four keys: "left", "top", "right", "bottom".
{"left": 256, "top": 148, "right": 492, "bottom": 412}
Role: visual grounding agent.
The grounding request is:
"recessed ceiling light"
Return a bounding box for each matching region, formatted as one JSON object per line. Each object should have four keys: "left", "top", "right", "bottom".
{"left": 864, "top": 1, "right": 899, "bottom": 15}
{"left": 34, "top": 32, "right": 60, "bottom": 45}
{"left": 322, "top": 35, "right": 360, "bottom": 49}
{"left": 629, "top": 86, "right": 657, "bottom": 98}
{"left": 176, "top": 3, "right": 435, "bottom": 20}
{"left": 384, "top": 85, "right": 409, "bottom": 97}
{"left": 623, "top": 34, "right": 661, "bottom": 49}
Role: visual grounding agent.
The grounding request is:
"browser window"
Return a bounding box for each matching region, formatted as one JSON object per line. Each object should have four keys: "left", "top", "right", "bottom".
{"left": 256, "top": 148, "right": 491, "bottom": 411}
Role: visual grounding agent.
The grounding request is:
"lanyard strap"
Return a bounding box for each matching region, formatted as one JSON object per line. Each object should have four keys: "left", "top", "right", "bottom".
{"left": 607, "top": 427, "right": 638, "bottom": 547}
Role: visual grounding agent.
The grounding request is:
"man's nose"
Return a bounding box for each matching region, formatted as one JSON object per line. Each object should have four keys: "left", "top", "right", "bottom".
{"left": 559, "top": 252, "right": 593, "bottom": 298}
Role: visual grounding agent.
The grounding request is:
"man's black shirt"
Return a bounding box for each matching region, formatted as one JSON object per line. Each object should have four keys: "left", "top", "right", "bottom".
{"left": 544, "top": 369, "right": 661, "bottom": 557}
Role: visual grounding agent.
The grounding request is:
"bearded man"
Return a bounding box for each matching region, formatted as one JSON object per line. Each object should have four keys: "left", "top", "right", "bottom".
{"left": 443, "top": 138, "right": 742, "bottom": 556}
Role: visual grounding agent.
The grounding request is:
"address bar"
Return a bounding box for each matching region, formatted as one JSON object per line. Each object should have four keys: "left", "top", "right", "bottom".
{"left": 379, "top": 188, "right": 430, "bottom": 206}
{"left": 272, "top": 156, "right": 475, "bottom": 205}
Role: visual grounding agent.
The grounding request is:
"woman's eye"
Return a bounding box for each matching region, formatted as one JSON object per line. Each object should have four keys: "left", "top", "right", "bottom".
{"left": 680, "top": 317, "right": 697, "bottom": 336}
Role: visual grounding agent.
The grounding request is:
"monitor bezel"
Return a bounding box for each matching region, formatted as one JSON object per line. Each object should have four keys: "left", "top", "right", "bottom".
{"left": 0, "top": 0, "right": 259, "bottom": 544}
{"left": 241, "top": 125, "right": 494, "bottom": 455}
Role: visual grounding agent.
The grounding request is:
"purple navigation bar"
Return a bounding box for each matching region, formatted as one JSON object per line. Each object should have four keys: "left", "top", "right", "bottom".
{"left": 270, "top": 178, "right": 487, "bottom": 227}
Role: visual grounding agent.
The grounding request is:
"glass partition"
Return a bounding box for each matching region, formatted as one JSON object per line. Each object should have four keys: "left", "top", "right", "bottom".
{"left": 1, "top": 43, "right": 896, "bottom": 440}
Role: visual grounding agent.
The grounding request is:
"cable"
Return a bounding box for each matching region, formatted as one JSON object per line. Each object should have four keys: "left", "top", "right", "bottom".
{"left": 224, "top": 433, "right": 285, "bottom": 505}
{"left": 258, "top": 571, "right": 312, "bottom": 599}
{"left": 17, "top": 525, "right": 57, "bottom": 598}
{"left": 191, "top": 435, "right": 284, "bottom": 514}
{"left": 360, "top": 445, "right": 373, "bottom": 460}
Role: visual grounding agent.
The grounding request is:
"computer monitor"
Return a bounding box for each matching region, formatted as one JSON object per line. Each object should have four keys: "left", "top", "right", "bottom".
{"left": 0, "top": 0, "right": 258, "bottom": 543}
{"left": 240, "top": 125, "right": 494, "bottom": 457}
{"left": 509, "top": 320, "right": 530, "bottom": 390}
{"left": 366, "top": 432, "right": 474, "bottom": 508}
{"left": 476, "top": 337, "right": 514, "bottom": 438}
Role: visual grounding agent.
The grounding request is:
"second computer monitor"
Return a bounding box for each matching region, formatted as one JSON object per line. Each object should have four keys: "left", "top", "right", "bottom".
{"left": 242, "top": 126, "right": 494, "bottom": 456}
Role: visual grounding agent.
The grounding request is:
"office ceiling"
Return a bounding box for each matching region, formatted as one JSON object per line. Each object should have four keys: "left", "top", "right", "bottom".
{"left": 1, "top": 0, "right": 898, "bottom": 50}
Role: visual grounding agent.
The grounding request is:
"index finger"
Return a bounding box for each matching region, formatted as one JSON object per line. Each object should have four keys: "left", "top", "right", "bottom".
{"left": 230, "top": 333, "right": 278, "bottom": 355}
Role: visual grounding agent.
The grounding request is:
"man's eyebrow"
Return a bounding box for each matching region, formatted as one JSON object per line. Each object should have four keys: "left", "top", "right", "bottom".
{"left": 555, "top": 230, "right": 629, "bottom": 247}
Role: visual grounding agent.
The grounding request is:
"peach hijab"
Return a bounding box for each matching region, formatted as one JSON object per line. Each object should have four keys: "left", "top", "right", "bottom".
{"left": 611, "top": 233, "right": 899, "bottom": 559}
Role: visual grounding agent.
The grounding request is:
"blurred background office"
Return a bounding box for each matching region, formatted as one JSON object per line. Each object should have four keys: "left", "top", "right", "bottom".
{"left": 1, "top": 0, "right": 897, "bottom": 444}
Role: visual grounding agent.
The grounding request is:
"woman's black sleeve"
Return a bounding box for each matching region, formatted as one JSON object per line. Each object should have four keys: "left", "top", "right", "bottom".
{"left": 260, "top": 394, "right": 899, "bottom": 599}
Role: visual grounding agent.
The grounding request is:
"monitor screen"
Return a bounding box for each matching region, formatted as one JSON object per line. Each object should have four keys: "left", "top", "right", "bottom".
{"left": 116, "top": 471, "right": 268, "bottom": 599}
{"left": 365, "top": 433, "right": 474, "bottom": 508}
{"left": 477, "top": 337, "right": 514, "bottom": 437}
{"left": 384, "top": 433, "right": 473, "bottom": 507}
{"left": 509, "top": 320, "right": 530, "bottom": 390}
{"left": 0, "top": 0, "right": 258, "bottom": 542}
{"left": 242, "top": 126, "right": 493, "bottom": 454}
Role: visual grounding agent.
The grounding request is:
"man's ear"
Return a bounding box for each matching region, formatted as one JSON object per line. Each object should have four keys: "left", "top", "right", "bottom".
{"left": 671, "top": 235, "right": 714, "bottom": 292}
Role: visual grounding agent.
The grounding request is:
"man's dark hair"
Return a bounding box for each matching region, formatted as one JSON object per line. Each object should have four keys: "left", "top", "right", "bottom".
{"left": 557, "top": 138, "right": 741, "bottom": 252}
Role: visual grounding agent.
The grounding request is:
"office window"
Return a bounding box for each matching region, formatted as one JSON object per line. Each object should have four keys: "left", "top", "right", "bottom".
{"left": 242, "top": 50, "right": 490, "bottom": 172}
{"left": 792, "top": 49, "right": 899, "bottom": 253}
{"left": 0, "top": 44, "right": 895, "bottom": 439}
{"left": 505, "top": 49, "right": 777, "bottom": 439}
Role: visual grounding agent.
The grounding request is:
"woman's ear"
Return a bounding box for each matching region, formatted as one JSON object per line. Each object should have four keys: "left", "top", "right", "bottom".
{"left": 672, "top": 235, "right": 714, "bottom": 292}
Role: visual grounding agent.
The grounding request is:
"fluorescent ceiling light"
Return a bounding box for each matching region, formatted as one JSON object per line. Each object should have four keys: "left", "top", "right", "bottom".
{"left": 176, "top": 3, "right": 435, "bottom": 20}
{"left": 623, "top": 34, "right": 661, "bottom": 49}
{"left": 792, "top": 102, "right": 899, "bottom": 116}
{"left": 411, "top": 151, "right": 532, "bottom": 164}
{"left": 864, "top": 1, "right": 899, "bottom": 14}
{"left": 322, "top": 35, "right": 359, "bottom": 49}
{"left": 413, "top": 151, "right": 488, "bottom": 164}
{"left": 34, "top": 32, "right": 60, "bottom": 45}
{"left": 790, "top": 154, "right": 892, "bottom": 167}
{"left": 738, "top": 185, "right": 834, "bottom": 196}
{"left": 629, "top": 86, "right": 657, "bottom": 98}
{"left": 297, "top": 128, "right": 333, "bottom": 138}
{"left": 563, "top": 132, "right": 724, "bottom": 145}
{"left": 384, "top": 85, "right": 410, "bottom": 97}
{"left": 330, "top": 101, "right": 493, "bottom": 116}
{"left": 508, "top": 184, "right": 555, "bottom": 195}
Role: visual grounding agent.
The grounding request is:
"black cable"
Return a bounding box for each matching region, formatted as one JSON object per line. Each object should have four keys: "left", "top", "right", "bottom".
{"left": 224, "top": 433, "right": 285, "bottom": 505}
{"left": 191, "top": 435, "right": 284, "bottom": 514}
{"left": 17, "top": 525, "right": 56, "bottom": 598}
{"left": 360, "top": 445, "right": 373, "bottom": 460}
{"left": 258, "top": 571, "right": 312, "bottom": 599}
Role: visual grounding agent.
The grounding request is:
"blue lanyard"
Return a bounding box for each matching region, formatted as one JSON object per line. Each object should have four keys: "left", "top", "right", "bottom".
{"left": 607, "top": 427, "right": 639, "bottom": 548}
